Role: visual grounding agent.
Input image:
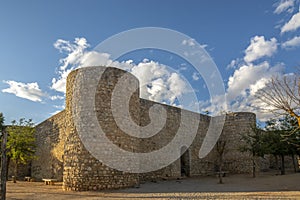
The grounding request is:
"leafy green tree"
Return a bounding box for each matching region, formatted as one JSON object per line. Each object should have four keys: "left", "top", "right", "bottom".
{"left": 240, "top": 125, "right": 267, "bottom": 177}
{"left": 276, "top": 115, "right": 300, "bottom": 151}
{"left": 0, "top": 113, "right": 4, "bottom": 132}
{"left": 6, "top": 118, "right": 36, "bottom": 178}
{"left": 264, "top": 116, "right": 299, "bottom": 175}
{"left": 263, "top": 131, "right": 289, "bottom": 175}
{"left": 0, "top": 112, "right": 7, "bottom": 200}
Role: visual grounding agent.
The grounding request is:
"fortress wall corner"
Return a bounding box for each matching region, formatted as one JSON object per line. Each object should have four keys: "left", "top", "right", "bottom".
{"left": 32, "top": 110, "right": 66, "bottom": 181}
{"left": 220, "top": 112, "right": 256, "bottom": 173}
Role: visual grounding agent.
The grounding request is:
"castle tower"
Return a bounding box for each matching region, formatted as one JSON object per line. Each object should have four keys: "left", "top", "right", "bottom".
{"left": 63, "top": 66, "right": 140, "bottom": 191}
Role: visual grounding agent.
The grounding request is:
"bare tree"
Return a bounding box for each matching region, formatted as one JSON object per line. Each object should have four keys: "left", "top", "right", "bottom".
{"left": 255, "top": 75, "right": 300, "bottom": 127}
{"left": 216, "top": 139, "right": 227, "bottom": 184}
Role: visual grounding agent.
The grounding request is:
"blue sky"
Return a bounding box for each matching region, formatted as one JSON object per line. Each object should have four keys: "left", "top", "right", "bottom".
{"left": 0, "top": 0, "right": 300, "bottom": 124}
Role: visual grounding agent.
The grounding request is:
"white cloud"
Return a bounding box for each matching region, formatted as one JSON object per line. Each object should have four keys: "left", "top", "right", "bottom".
{"left": 51, "top": 38, "right": 189, "bottom": 108}
{"left": 192, "top": 72, "right": 200, "bottom": 80}
{"left": 281, "top": 10, "right": 300, "bottom": 33}
{"left": 54, "top": 38, "right": 89, "bottom": 71}
{"left": 51, "top": 68, "right": 73, "bottom": 93}
{"left": 226, "top": 59, "right": 241, "bottom": 70}
{"left": 80, "top": 51, "right": 112, "bottom": 67}
{"left": 274, "top": 0, "right": 295, "bottom": 14}
{"left": 282, "top": 36, "right": 300, "bottom": 48}
{"left": 50, "top": 95, "right": 64, "bottom": 101}
{"left": 225, "top": 62, "right": 284, "bottom": 121}
{"left": 182, "top": 38, "right": 208, "bottom": 49}
{"left": 227, "top": 62, "right": 283, "bottom": 100}
{"left": 53, "top": 104, "right": 65, "bottom": 109}
{"left": 51, "top": 38, "right": 89, "bottom": 93}
{"left": 182, "top": 39, "right": 196, "bottom": 46}
{"left": 167, "top": 73, "right": 188, "bottom": 103}
{"left": 244, "top": 36, "right": 278, "bottom": 63}
{"left": 130, "top": 61, "right": 188, "bottom": 105}
{"left": 2, "top": 81, "right": 45, "bottom": 102}
{"left": 51, "top": 38, "right": 137, "bottom": 93}
{"left": 52, "top": 37, "right": 288, "bottom": 121}
{"left": 199, "top": 44, "right": 208, "bottom": 49}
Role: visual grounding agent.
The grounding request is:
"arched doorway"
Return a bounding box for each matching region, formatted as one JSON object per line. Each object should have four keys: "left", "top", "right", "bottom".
{"left": 180, "top": 146, "right": 190, "bottom": 177}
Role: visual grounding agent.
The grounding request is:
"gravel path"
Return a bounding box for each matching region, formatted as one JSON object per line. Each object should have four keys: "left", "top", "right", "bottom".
{"left": 6, "top": 172, "right": 300, "bottom": 200}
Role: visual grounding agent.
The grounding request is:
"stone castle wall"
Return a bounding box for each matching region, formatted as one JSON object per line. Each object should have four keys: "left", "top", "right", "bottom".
{"left": 32, "top": 110, "right": 66, "bottom": 181}
{"left": 32, "top": 66, "right": 257, "bottom": 191}
{"left": 63, "top": 67, "right": 140, "bottom": 191}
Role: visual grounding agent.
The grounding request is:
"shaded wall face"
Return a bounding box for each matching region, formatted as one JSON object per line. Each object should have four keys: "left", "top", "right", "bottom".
{"left": 138, "top": 100, "right": 216, "bottom": 179}
{"left": 189, "top": 112, "right": 256, "bottom": 175}
{"left": 219, "top": 113, "right": 256, "bottom": 173}
{"left": 31, "top": 110, "right": 66, "bottom": 181}
{"left": 138, "top": 99, "right": 183, "bottom": 179}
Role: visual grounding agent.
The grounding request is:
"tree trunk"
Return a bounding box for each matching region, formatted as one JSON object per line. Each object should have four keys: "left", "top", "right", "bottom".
{"left": 252, "top": 158, "right": 256, "bottom": 178}
{"left": 5, "top": 158, "right": 9, "bottom": 182}
{"left": 292, "top": 154, "right": 297, "bottom": 173}
{"left": 13, "top": 161, "right": 18, "bottom": 183}
{"left": 274, "top": 155, "right": 279, "bottom": 170}
{"left": 218, "top": 157, "right": 223, "bottom": 184}
{"left": 0, "top": 130, "right": 8, "bottom": 200}
{"left": 280, "top": 155, "right": 285, "bottom": 175}
{"left": 252, "top": 152, "right": 256, "bottom": 178}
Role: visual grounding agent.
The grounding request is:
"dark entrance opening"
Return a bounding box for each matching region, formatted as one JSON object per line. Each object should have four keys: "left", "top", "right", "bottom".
{"left": 180, "top": 146, "right": 190, "bottom": 177}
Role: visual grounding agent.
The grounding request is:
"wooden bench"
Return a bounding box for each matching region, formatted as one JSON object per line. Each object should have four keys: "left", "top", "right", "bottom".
{"left": 24, "top": 176, "right": 31, "bottom": 182}
{"left": 42, "top": 178, "right": 57, "bottom": 185}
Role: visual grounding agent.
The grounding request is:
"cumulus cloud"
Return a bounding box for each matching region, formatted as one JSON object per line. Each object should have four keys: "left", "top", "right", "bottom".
{"left": 167, "top": 73, "right": 188, "bottom": 104}
{"left": 281, "top": 9, "right": 300, "bottom": 33}
{"left": 282, "top": 36, "right": 300, "bottom": 48}
{"left": 49, "top": 37, "right": 288, "bottom": 121}
{"left": 226, "top": 62, "right": 284, "bottom": 120}
{"left": 51, "top": 38, "right": 91, "bottom": 93}
{"left": 192, "top": 72, "right": 200, "bottom": 80}
{"left": 51, "top": 38, "right": 189, "bottom": 107}
{"left": 2, "top": 81, "right": 45, "bottom": 102}
{"left": 130, "top": 60, "right": 188, "bottom": 105}
{"left": 182, "top": 38, "right": 196, "bottom": 47}
{"left": 228, "top": 62, "right": 270, "bottom": 100}
{"left": 244, "top": 36, "right": 278, "bottom": 63}
{"left": 226, "top": 59, "right": 241, "bottom": 70}
{"left": 51, "top": 68, "right": 72, "bottom": 93}
{"left": 50, "top": 95, "right": 65, "bottom": 101}
{"left": 274, "top": 0, "right": 295, "bottom": 14}
{"left": 182, "top": 38, "right": 208, "bottom": 49}
{"left": 54, "top": 38, "right": 89, "bottom": 71}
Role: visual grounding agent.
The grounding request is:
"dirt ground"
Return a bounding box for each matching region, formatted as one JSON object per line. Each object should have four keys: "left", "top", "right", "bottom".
{"left": 6, "top": 172, "right": 300, "bottom": 200}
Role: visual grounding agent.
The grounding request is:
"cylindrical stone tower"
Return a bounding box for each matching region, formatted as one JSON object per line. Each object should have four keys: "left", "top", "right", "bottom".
{"left": 63, "top": 66, "right": 140, "bottom": 191}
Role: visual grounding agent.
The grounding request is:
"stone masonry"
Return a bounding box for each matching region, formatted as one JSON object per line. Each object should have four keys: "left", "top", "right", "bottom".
{"left": 32, "top": 66, "right": 257, "bottom": 191}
